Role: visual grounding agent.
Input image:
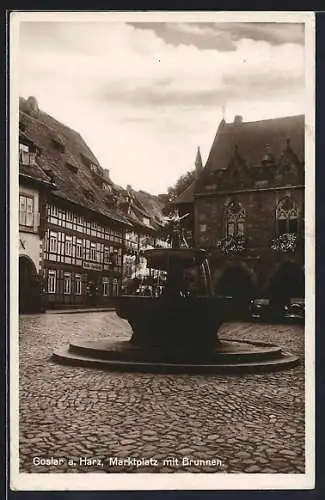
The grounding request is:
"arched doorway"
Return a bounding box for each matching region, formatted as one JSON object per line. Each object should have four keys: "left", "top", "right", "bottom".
{"left": 216, "top": 266, "right": 256, "bottom": 320}
{"left": 217, "top": 266, "right": 256, "bottom": 300}
{"left": 19, "top": 256, "right": 41, "bottom": 313}
{"left": 269, "top": 262, "right": 304, "bottom": 308}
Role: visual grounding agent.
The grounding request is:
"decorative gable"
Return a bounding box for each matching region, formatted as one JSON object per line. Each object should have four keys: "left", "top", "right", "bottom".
{"left": 275, "top": 139, "right": 303, "bottom": 186}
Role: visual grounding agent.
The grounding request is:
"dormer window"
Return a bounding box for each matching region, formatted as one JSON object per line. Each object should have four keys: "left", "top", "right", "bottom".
{"left": 19, "top": 121, "right": 26, "bottom": 132}
{"left": 66, "top": 162, "right": 78, "bottom": 174}
{"left": 90, "top": 163, "right": 98, "bottom": 174}
{"left": 83, "top": 188, "right": 95, "bottom": 202}
{"left": 19, "top": 142, "right": 36, "bottom": 166}
{"left": 51, "top": 137, "right": 65, "bottom": 153}
{"left": 102, "top": 182, "right": 112, "bottom": 192}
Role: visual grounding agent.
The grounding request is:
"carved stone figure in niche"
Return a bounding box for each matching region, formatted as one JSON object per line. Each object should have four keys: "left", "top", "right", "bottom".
{"left": 261, "top": 144, "right": 276, "bottom": 167}
{"left": 276, "top": 138, "right": 302, "bottom": 183}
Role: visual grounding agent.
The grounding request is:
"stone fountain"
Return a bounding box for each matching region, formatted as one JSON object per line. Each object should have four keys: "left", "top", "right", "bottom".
{"left": 53, "top": 213, "right": 299, "bottom": 373}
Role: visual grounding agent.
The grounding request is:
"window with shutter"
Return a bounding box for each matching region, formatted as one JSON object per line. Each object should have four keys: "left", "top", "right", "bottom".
{"left": 19, "top": 195, "right": 34, "bottom": 227}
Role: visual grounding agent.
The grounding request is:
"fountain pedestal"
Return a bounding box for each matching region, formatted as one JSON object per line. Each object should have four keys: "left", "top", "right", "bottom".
{"left": 53, "top": 214, "right": 300, "bottom": 373}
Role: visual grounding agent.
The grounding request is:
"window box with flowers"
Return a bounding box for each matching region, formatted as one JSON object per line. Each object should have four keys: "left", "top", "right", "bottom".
{"left": 216, "top": 234, "right": 246, "bottom": 255}
{"left": 271, "top": 233, "right": 297, "bottom": 253}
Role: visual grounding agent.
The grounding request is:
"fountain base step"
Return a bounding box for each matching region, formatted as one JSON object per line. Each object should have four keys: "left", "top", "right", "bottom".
{"left": 52, "top": 339, "right": 300, "bottom": 374}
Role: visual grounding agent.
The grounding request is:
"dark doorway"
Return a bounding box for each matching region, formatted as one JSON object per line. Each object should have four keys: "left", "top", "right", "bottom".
{"left": 19, "top": 256, "right": 42, "bottom": 313}
{"left": 217, "top": 266, "right": 255, "bottom": 300}
{"left": 217, "top": 266, "right": 256, "bottom": 320}
{"left": 86, "top": 273, "right": 99, "bottom": 306}
{"left": 269, "top": 262, "right": 304, "bottom": 308}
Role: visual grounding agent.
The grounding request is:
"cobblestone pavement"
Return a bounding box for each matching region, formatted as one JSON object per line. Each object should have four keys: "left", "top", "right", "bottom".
{"left": 18, "top": 312, "right": 305, "bottom": 474}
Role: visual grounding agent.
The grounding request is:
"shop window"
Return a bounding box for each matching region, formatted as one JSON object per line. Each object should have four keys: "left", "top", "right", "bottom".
{"left": 64, "top": 273, "right": 72, "bottom": 295}
{"left": 103, "top": 278, "right": 109, "bottom": 296}
{"left": 75, "top": 275, "right": 82, "bottom": 295}
{"left": 112, "top": 279, "right": 119, "bottom": 297}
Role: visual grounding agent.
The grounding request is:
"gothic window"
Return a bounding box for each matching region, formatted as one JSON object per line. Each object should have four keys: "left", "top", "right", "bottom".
{"left": 225, "top": 200, "right": 246, "bottom": 238}
{"left": 276, "top": 197, "right": 299, "bottom": 235}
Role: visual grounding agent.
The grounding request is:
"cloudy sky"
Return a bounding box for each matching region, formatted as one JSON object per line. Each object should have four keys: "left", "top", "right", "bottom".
{"left": 17, "top": 18, "right": 306, "bottom": 194}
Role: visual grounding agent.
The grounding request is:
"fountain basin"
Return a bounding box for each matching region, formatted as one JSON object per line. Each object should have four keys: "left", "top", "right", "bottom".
{"left": 53, "top": 337, "right": 300, "bottom": 374}
{"left": 53, "top": 340, "right": 299, "bottom": 374}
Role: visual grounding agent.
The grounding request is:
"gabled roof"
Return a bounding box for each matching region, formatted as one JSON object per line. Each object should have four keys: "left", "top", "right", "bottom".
{"left": 121, "top": 189, "right": 165, "bottom": 232}
{"left": 19, "top": 97, "right": 131, "bottom": 226}
{"left": 19, "top": 131, "right": 54, "bottom": 186}
{"left": 175, "top": 114, "right": 305, "bottom": 205}
{"left": 174, "top": 180, "right": 196, "bottom": 204}
{"left": 133, "top": 190, "right": 166, "bottom": 229}
{"left": 205, "top": 114, "right": 304, "bottom": 172}
{"left": 19, "top": 160, "right": 54, "bottom": 186}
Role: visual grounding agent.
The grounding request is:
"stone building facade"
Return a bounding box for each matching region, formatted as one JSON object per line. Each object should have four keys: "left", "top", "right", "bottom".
{"left": 176, "top": 114, "right": 305, "bottom": 306}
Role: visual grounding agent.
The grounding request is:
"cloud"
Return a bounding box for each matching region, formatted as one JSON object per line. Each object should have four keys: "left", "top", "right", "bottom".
{"left": 128, "top": 22, "right": 304, "bottom": 50}
{"left": 17, "top": 21, "right": 305, "bottom": 194}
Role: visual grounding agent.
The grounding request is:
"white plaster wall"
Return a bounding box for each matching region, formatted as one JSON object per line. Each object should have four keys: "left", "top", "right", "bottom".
{"left": 19, "top": 185, "right": 41, "bottom": 272}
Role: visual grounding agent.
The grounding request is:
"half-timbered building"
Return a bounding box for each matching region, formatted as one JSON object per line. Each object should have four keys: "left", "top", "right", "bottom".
{"left": 19, "top": 96, "right": 166, "bottom": 308}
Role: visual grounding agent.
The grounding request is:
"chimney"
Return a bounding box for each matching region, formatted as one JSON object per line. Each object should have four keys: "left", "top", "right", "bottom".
{"left": 234, "top": 115, "right": 243, "bottom": 125}
{"left": 103, "top": 168, "right": 111, "bottom": 181}
{"left": 26, "top": 96, "right": 39, "bottom": 117}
